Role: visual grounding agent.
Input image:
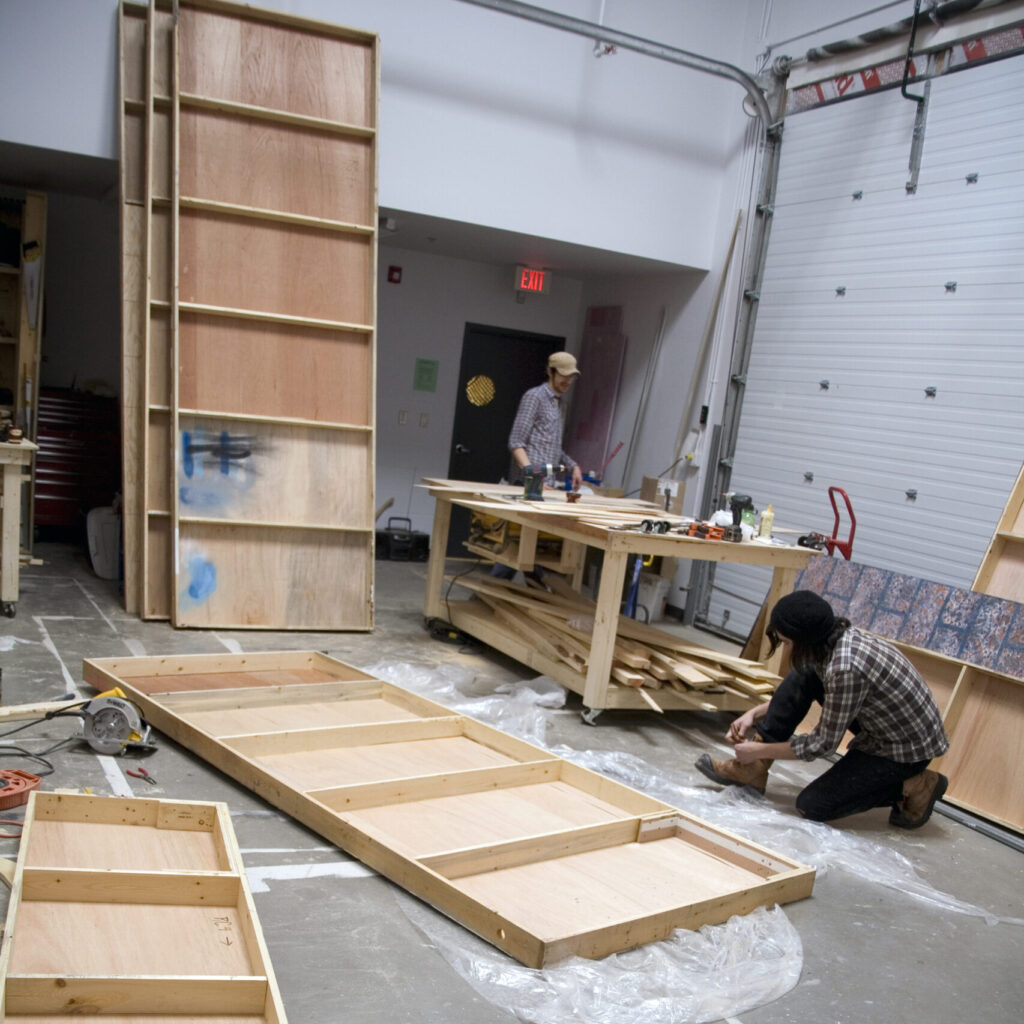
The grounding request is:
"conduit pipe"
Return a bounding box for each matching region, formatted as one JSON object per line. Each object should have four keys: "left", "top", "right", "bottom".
{"left": 454, "top": 0, "right": 777, "bottom": 132}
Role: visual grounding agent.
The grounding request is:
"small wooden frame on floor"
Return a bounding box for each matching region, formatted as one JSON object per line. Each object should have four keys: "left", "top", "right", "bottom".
{"left": 83, "top": 651, "right": 815, "bottom": 968}
{"left": 0, "top": 792, "right": 287, "bottom": 1021}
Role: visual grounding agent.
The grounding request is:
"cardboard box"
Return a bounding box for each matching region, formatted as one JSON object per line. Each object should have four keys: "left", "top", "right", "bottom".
{"left": 640, "top": 476, "right": 685, "bottom": 515}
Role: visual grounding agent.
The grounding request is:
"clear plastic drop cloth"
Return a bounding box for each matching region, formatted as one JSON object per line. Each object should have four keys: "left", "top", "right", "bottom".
{"left": 359, "top": 661, "right": 1022, "bottom": 1023}
{"left": 396, "top": 890, "right": 803, "bottom": 1024}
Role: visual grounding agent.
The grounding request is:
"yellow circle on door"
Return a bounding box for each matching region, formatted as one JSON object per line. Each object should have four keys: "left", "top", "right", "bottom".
{"left": 466, "top": 375, "right": 495, "bottom": 407}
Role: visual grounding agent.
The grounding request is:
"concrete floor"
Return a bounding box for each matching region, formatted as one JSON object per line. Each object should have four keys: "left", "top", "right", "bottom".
{"left": 2, "top": 539, "right": 1023, "bottom": 1023}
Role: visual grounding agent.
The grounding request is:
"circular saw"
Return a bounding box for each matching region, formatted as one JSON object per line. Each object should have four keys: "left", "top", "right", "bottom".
{"left": 79, "top": 692, "right": 154, "bottom": 755}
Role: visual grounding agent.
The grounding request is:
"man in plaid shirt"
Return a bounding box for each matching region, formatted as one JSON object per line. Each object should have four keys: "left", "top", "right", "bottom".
{"left": 507, "top": 351, "right": 583, "bottom": 492}
{"left": 696, "top": 590, "right": 950, "bottom": 828}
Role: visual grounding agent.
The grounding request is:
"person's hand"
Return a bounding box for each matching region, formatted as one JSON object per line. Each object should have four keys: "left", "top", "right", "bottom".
{"left": 726, "top": 709, "right": 756, "bottom": 744}
{"left": 733, "top": 740, "right": 765, "bottom": 764}
{"left": 571, "top": 465, "right": 583, "bottom": 490}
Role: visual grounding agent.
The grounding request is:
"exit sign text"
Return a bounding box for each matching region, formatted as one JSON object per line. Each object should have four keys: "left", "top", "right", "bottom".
{"left": 514, "top": 265, "right": 551, "bottom": 294}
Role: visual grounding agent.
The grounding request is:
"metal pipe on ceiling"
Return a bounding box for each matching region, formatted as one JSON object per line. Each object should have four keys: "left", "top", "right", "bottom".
{"left": 453, "top": 0, "right": 776, "bottom": 131}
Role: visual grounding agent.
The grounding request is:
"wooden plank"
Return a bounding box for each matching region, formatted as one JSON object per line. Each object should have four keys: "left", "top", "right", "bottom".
{"left": 83, "top": 651, "right": 814, "bottom": 968}
{"left": 0, "top": 791, "right": 286, "bottom": 1021}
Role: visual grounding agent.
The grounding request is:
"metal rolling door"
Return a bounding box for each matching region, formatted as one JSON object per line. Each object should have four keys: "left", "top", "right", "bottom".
{"left": 708, "top": 54, "right": 1024, "bottom": 638}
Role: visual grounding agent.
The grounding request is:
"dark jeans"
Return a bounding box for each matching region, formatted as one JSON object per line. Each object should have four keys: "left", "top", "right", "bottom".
{"left": 758, "top": 670, "right": 928, "bottom": 823}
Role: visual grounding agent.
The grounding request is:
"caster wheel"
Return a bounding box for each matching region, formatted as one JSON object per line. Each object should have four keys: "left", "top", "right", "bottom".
{"left": 580, "top": 707, "right": 601, "bottom": 726}
{"left": 2, "top": 602, "right": 15, "bottom": 619}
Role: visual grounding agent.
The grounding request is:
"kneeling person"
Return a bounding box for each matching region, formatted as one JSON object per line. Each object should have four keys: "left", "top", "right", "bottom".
{"left": 695, "top": 591, "right": 949, "bottom": 828}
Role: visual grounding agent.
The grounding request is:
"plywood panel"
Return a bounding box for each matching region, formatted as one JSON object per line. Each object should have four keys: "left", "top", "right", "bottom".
{"left": 179, "top": 6, "right": 376, "bottom": 127}
{"left": 176, "top": 526, "right": 371, "bottom": 629}
{"left": 178, "top": 211, "right": 372, "bottom": 324}
{"left": 146, "top": 410, "right": 170, "bottom": 510}
{"left": 180, "top": 109, "right": 373, "bottom": 224}
{"left": 120, "top": 5, "right": 148, "bottom": 102}
{"left": 344, "top": 782, "right": 635, "bottom": 858}
{"left": 178, "top": 315, "right": 371, "bottom": 424}
{"left": 177, "top": 417, "right": 370, "bottom": 526}
{"left": 938, "top": 670, "right": 1024, "bottom": 832}
{"left": 83, "top": 652, "right": 815, "bottom": 968}
{"left": 145, "top": 514, "right": 171, "bottom": 620}
{"left": 184, "top": 695, "right": 421, "bottom": 736}
{"left": 123, "top": 110, "right": 146, "bottom": 202}
{"left": 148, "top": 308, "right": 171, "bottom": 407}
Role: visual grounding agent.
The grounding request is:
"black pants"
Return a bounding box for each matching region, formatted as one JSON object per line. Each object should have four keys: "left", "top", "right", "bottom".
{"left": 758, "top": 670, "right": 928, "bottom": 823}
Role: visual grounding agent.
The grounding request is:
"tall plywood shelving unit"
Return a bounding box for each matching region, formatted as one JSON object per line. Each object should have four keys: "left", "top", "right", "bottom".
{"left": 119, "top": 0, "right": 378, "bottom": 629}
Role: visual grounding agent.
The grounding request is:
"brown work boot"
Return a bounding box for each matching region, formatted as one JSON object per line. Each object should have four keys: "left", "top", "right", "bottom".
{"left": 695, "top": 747, "right": 773, "bottom": 795}
{"left": 889, "top": 769, "right": 948, "bottom": 829}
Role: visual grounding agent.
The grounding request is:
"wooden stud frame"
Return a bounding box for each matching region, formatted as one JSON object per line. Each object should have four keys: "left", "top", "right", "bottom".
{"left": 119, "top": 0, "right": 379, "bottom": 628}
{"left": 973, "top": 460, "right": 1024, "bottom": 602}
{"left": 82, "top": 651, "right": 815, "bottom": 968}
{"left": 0, "top": 792, "right": 287, "bottom": 1021}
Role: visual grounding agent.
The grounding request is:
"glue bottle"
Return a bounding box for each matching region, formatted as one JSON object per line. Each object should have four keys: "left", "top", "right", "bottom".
{"left": 759, "top": 504, "right": 774, "bottom": 539}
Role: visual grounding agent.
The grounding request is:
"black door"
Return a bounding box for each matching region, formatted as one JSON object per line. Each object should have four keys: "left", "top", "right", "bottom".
{"left": 446, "top": 323, "right": 564, "bottom": 556}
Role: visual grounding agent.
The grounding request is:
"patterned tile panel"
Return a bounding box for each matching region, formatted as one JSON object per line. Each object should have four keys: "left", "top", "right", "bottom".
{"left": 793, "top": 560, "right": 1024, "bottom": 680}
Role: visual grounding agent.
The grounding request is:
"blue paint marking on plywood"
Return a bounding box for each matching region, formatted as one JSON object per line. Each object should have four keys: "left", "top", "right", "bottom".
{"left": 178, "top": 428, "right": 261, "bottom": 513}
{"left": 187, "top": 555, "right": 217, "bottom": 602}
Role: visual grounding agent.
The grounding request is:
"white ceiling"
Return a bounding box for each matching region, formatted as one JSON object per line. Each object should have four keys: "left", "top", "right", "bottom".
{"left": 377, "top": 206, "right": 690, "bottom": 279}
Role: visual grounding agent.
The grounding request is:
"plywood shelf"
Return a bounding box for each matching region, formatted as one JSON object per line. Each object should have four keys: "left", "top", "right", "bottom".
{"left": 178, "top": 407, "right": 373, "bottom": 432}
{"left": 180, "top": 91, "right": 377, "bottom": 138}
{"left": 179, "top": 515, "right": 371, "bottom": 533}
{"left": 151, "top": 299, "right": 374, "bottom": 334}
{"left": 173, "top": 196, "right": 375, "bottom": 235}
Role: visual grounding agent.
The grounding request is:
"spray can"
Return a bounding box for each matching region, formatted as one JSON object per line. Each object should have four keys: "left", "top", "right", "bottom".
{"left": 759, "top": 504, "right": 774, "bottom": 539}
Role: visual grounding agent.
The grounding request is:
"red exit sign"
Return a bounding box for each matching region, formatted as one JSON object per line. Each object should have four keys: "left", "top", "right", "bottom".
{"left": 515, "top": 265, "right": 550, "bottom": 294}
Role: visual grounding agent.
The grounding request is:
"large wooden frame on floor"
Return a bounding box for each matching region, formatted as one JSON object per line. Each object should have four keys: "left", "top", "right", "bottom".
{"left": 83, "top": 651, "right": 815, "bottom": 968}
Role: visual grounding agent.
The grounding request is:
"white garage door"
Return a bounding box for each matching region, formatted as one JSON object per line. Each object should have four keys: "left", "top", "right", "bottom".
{"left": 707, "top": 53, "right": 1024, "bottom": 639}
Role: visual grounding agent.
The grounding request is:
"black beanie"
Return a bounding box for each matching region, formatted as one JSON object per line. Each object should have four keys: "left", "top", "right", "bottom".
{"left": 769, "top": 590, "right": 835, "bottom": 645}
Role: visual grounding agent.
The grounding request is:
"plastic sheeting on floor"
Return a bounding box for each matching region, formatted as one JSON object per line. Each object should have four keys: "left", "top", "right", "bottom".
{"left": 360, "top": 659, "right": 1024, "bottom": 1023}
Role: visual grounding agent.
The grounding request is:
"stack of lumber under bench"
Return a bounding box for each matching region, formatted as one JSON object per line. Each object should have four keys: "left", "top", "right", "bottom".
{"left": 450, "top": 572, "right": 780, "bottom": 713}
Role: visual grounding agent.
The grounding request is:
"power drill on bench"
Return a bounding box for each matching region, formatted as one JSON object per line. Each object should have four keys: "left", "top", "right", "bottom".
{"left": 522, "top": 463, "right": 565, "bottom": 501}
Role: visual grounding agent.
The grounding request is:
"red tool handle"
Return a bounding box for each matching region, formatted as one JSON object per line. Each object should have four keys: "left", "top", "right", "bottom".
{"left": 827, "top": 486, "right": 856, "bottom": 560}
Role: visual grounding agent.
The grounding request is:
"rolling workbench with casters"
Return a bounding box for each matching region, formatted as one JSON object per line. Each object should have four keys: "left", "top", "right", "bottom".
{"left": 421, "top": 478, "right": 818, "bottom": 717}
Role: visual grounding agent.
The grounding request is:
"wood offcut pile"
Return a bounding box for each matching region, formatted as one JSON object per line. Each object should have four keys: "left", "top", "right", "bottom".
{"left": 450, "top": 572, "right": 781, "bottom": 713}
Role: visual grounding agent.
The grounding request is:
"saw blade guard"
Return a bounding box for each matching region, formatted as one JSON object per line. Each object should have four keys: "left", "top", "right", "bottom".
{"left": 81, "top": 696, "right": 144, "bottom": 755}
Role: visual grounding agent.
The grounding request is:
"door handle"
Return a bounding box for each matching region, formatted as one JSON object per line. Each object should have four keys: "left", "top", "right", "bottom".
{"left": 454, "top": 443, "right": 471, "bottom": 454}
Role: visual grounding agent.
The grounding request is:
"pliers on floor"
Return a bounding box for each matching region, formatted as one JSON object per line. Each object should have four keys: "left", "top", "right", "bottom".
{"left": 127, "top": 766, "right": 157, "bottom": 785}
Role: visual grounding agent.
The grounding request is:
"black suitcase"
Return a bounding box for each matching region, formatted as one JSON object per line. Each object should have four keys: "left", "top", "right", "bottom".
{"left": 376, "top": 517, "right": 429, "bottom": 561}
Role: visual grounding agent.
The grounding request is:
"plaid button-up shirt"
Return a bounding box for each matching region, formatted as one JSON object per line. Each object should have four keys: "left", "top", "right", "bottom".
{"left": 507, "top": 382, "right": 577, "bottom": 473}
{"left": 791, "top": 627, "right": 949, "bottom": 763}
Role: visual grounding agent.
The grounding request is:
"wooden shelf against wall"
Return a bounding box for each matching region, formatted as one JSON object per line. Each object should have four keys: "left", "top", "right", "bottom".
{"left": 972, "top": 461, "right": 1024, "bottom": 602}
{"left": 892, "top": 640, "right": 1024, "bottom": 834}
{"left": 120, "top": 0, "right": 379, "bottom": 629}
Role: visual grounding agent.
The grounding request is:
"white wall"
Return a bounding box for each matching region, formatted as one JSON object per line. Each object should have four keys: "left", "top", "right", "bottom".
{"left": 376, "top": 245, "right": 585, "bottom": 531}
{"left": 0, "top": 0, "right": 765, "bottom": 271}
{"left": 0, "top": 0, "right": 119, "bottom": 162}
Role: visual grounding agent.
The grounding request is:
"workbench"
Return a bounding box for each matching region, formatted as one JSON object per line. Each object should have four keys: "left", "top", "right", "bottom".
{"left": 0, "top": 438, "right": 37, "bottom": 617}
{"left": 422, "top": 479, "right": 818, "bottom": 715}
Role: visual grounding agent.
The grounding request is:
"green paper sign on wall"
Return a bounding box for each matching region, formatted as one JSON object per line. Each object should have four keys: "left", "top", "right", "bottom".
{"left": 414, "top": 358, "right": 439, "bottom": 392}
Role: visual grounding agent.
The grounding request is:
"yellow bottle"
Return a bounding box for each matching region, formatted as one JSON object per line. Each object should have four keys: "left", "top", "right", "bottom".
{"left": 759, "top": 504, "right": 774, "bottom": 539}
